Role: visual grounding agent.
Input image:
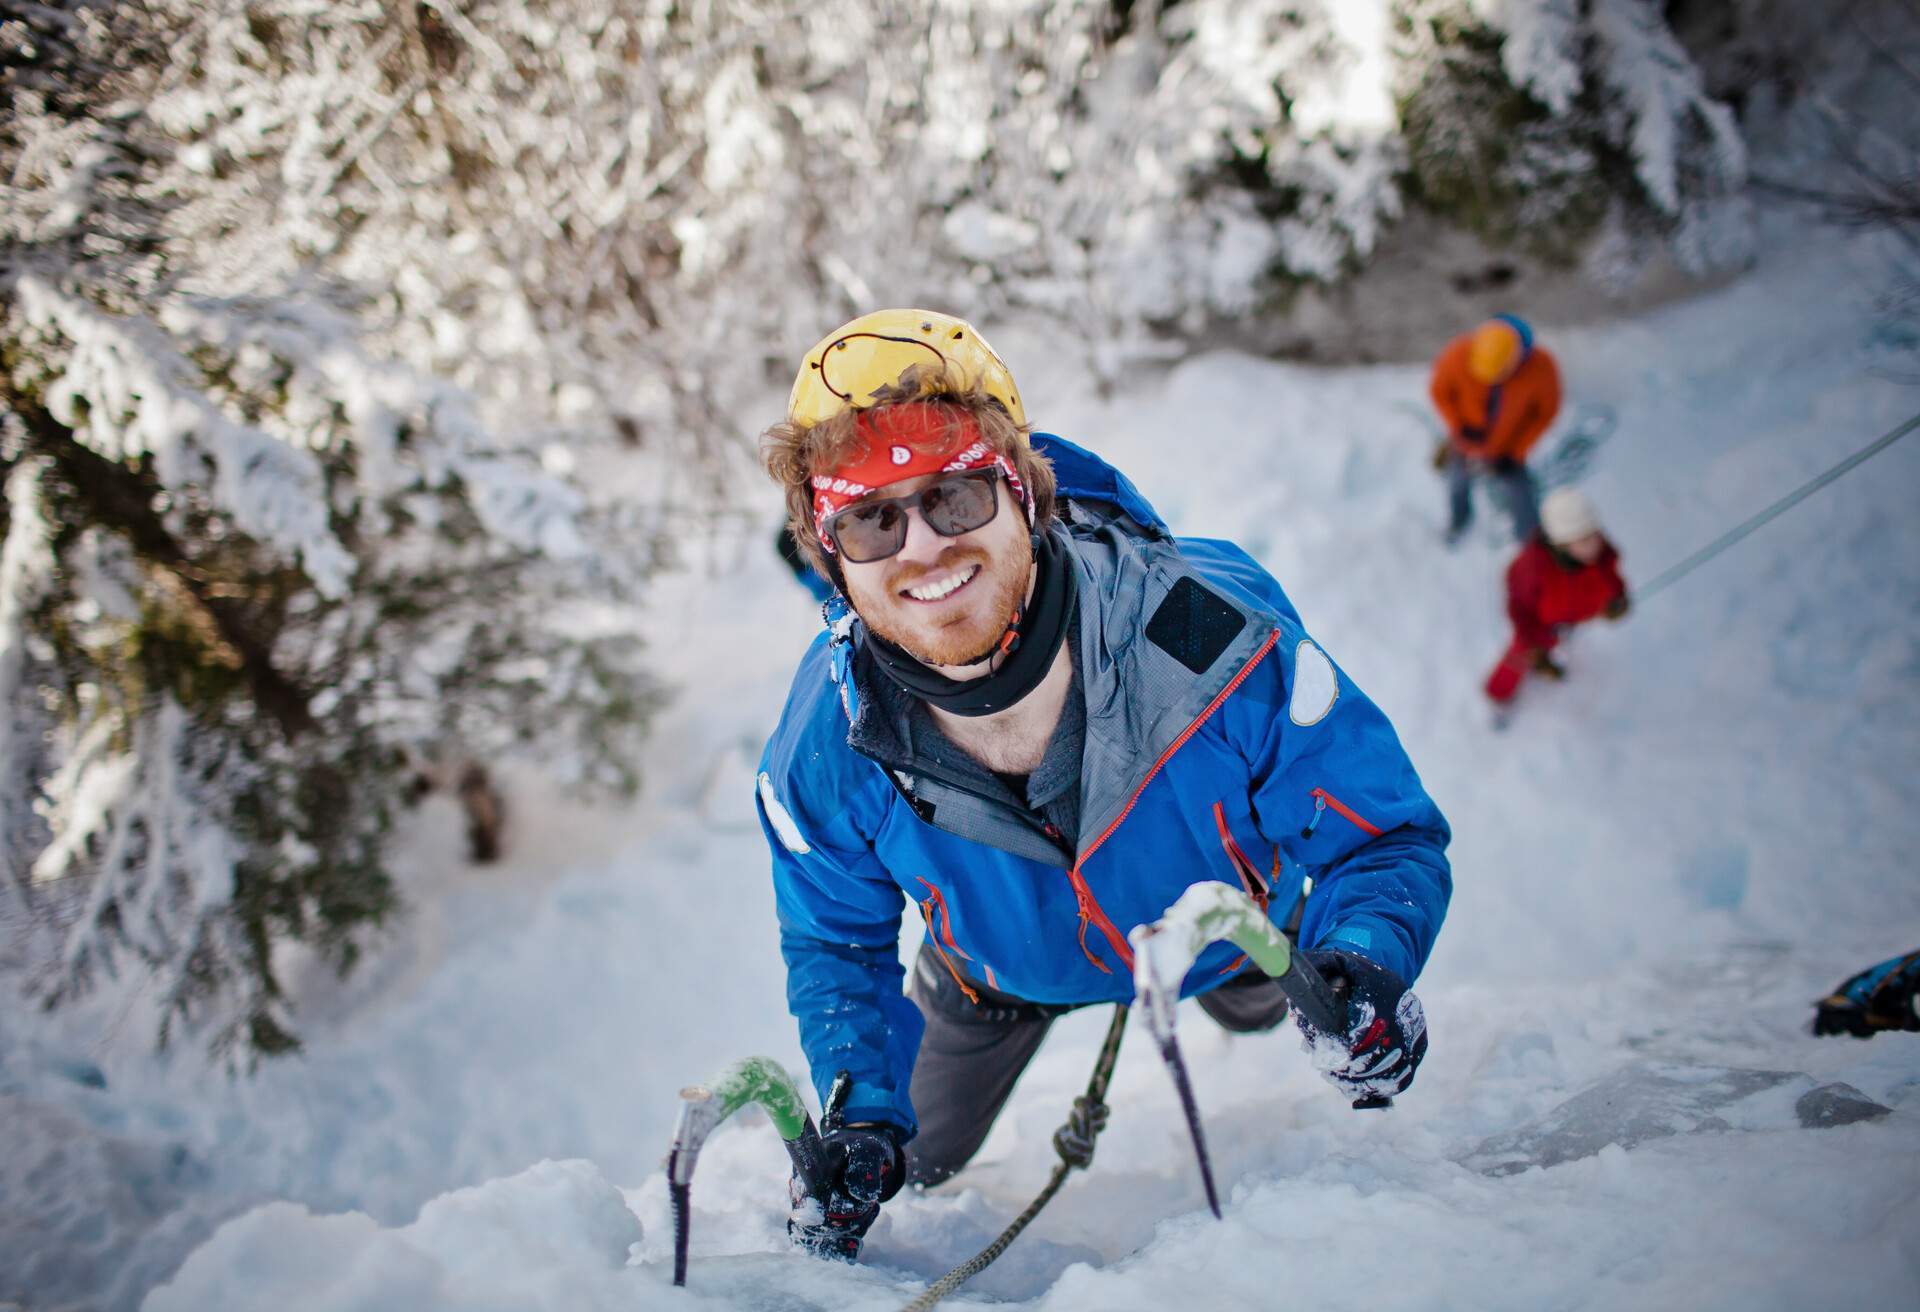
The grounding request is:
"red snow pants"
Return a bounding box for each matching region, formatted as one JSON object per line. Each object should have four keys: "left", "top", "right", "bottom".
{"left": 1484, "top": 637, "right": 1545, "bottom": 704}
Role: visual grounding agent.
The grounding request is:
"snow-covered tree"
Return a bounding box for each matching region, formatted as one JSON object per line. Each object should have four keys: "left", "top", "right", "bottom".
{"left": 2, "top": 2, "right": 660, "bottom": 1059}
{"left": 1686, "top": 0, "right": 1920, "bottom": 337}
{"left": 1397, "top": 0, "right": 1752, "bottom": 283}
{"left": 102, "top": 0, "right": 1754, "bottom": 416}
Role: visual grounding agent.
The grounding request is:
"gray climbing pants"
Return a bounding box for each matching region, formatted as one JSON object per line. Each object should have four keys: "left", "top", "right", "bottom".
{"left": 902, "top": 943, "right": 1291, "bottom": 1186}
{"left": 1446, "top": 450, "right": 1540, "bottom": 541}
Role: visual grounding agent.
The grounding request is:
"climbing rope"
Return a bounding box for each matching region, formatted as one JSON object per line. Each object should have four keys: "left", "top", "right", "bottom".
{"left": 1637, "top": 410, "right": 1920, "bottom": 602}
{"left": 898, "top": 1005, "right": 1131, "bottom": 1312}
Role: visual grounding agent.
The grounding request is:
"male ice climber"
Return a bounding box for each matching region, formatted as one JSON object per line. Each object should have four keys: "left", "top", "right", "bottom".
{"left": 754, "top": 310, "right": 1451, "bottom": 1259}
{"left": 1429, "top": 314, "right": 1561, "bottom": 542}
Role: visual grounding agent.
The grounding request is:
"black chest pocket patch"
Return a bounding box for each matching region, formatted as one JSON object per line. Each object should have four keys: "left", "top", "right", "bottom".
{"left": 1146, "top": 577, "right": 1247, "bottom": 674}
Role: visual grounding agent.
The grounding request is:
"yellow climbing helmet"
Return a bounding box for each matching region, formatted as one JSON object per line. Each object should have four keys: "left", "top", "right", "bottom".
{"left": 1467, "top": 315, "right": 1532, "bottom": 385}
{"left": 787, "top": 309, "right": 1027, "bottom": 429}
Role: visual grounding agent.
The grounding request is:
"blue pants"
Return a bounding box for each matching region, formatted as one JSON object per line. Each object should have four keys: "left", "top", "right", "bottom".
{"left": 1447, "top": 452, "right": 1539, "bottom": 541}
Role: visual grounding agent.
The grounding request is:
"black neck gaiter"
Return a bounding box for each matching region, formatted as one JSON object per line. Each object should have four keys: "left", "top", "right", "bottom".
{"left": 864, "top": 528, "right": 1076, "bottom": 718}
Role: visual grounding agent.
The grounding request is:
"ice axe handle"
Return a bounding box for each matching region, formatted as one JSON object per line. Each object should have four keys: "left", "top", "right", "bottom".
{"left": 1277, "top": 951, "right": 1393, "bottom": 1111}
{"left": 786, "top": 1069, "right": 852, "bottom": 1205}
{"left": 783, "top": 1111, "right": 833, "bottom": 1204}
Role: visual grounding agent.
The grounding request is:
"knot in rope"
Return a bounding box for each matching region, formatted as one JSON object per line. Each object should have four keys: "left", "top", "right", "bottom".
{"left": 1051, "top": 1093, "right": 1110, "bottom": 1169}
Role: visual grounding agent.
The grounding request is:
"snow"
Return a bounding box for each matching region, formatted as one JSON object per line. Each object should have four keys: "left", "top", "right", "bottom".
{"left": 145, "top": 1161, "right": 644, "bottom": 1312}
{"left": 7, "top": 212, "right": 1920, "bottom": 1309}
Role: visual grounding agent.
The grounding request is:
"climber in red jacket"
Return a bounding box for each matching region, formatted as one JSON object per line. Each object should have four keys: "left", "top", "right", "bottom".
{"left": 1485, "top": 488, "right": 1629, "bottom": 704}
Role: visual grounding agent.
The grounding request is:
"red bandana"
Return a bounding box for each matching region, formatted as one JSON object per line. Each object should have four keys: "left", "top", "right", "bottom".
{"left": 810, "top": 404, "right": 1031, "bottom": 555}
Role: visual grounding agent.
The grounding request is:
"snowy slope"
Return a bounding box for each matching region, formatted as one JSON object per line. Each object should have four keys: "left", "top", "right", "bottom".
{"left": 13, "top": 215, "right": 1920, "bottom": 1311}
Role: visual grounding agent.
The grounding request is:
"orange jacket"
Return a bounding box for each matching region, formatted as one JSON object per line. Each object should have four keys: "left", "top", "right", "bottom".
{"left": 1429, "top": 334, "right": 1561, "bottom": 463}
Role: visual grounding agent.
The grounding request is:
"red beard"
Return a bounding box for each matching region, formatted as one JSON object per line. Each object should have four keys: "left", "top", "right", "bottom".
{"left": 851, "top": 542, "right": 1030, "bottom": 669}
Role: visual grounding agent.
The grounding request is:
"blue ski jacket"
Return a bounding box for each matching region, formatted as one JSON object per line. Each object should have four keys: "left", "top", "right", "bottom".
{"left": 756, "top": 435, "right": 1451, "bottom": 1137}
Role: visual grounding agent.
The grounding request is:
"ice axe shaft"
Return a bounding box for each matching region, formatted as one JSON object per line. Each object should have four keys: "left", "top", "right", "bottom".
{"left": 1156, "top": 1031, "right": 1222, "bottom": 1218}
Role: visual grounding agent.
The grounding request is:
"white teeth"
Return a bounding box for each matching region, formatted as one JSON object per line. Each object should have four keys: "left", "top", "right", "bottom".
{"left": 906, "top": 566, "right": 978, "bottom": 602}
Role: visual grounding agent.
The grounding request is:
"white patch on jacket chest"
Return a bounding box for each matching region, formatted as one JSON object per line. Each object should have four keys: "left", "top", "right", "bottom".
{"left": 1289, "top": 640, "right": 1339, "bottom": 726}
{"left": 758, "top": 771, "right": 811, "bottom": 854}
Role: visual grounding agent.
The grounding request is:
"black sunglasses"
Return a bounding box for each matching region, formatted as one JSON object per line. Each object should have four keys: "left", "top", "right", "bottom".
{"left": 823, "top": 468, "right": 1004, "bottom": 564}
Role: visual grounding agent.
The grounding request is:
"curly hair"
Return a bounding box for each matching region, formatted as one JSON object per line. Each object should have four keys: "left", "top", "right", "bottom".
{"left": 759, "top": 360, "right": 1057, "bottom": 582}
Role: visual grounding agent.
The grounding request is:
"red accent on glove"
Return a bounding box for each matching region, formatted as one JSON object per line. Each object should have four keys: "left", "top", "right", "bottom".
{"left": 1353, "top": 1016, "right": 1389, "bottom": 1053}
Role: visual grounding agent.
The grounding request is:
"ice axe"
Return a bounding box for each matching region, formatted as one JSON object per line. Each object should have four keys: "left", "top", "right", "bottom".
{"left": 1129, "top": 884, "right": 1382, "bottom": 1217}
{"left": 664, "top": 1057, "right": 839, "bottom": 1287}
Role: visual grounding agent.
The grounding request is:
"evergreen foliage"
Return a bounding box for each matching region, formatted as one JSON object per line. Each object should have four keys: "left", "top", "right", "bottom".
{"left": 1397, "top": 0, "right": 1751, "bottom": 277}
{"left": 2, "top": 2, "right": 659, "bottom": 1059}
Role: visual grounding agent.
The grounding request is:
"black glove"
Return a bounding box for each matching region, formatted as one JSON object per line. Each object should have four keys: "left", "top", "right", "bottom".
{"left": 1458, "top": 424, "right": 1487, "bottom": 446}
{"left": 787, "top": 1123, "right": 906, "bottom": 1262}
{"left": 1490, "top": 456, "right": 1521, "bottom": 474}
{"left": 1295, "top": 949, "right": 1428, "bottom": 1103}
{"left": 1604, "top": 594, "right": 1630, "bottom": 621}
{"left": 1812, "top": 950, "right": 1920, "bottom": 1038}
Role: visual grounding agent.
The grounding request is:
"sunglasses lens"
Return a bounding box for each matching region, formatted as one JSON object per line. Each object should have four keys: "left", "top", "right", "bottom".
{"left": 825, "top": 469, "right": 1004, "bottom": 563}
{"left": 921, "top": 472, "right": 1000, "bottom": 537}
{"left": 830, "top": 499, "right": 907, "bottom": 563}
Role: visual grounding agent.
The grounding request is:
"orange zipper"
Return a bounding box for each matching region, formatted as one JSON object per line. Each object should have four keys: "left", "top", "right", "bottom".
{"left": 1068, "top": 627, "right": 1283, "bottom": 974}
{"left": 1212, "top": 800, "right": 1275, "bottom": 974}
{"left": 1212, "top": 801, "right": 1273, "bottom": 911}
{"left": 916, "top": 877, "right": 980, "bottom": 1005}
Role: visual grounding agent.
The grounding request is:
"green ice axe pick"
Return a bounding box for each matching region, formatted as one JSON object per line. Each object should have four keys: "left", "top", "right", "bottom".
{"left": 1130, "top": 884, "right": 1382, "bottom": 1216}
{"left": 665, "top": 1057, "right": 838, "bottom": 1287}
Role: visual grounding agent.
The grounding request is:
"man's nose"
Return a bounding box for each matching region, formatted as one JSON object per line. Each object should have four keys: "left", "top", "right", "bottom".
{"left": 893, "top": 504, "right": 947, "bottom": 566}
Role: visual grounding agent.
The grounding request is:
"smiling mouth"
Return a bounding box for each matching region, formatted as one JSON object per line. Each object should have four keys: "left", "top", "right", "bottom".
{"left": 900, "top": 564, "right": 981, "bottom": 604}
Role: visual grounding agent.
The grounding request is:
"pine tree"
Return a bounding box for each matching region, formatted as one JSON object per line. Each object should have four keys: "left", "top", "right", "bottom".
{"left": 1396, "top": 0, "right": 1752, "bottom": 280}
{"left": 2, "top": 1, "right": 659, "bottom": 1059}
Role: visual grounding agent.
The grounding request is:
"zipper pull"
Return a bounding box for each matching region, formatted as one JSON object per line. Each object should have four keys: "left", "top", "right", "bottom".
{"left": 1301, "top": 790, "right": 1327, "bottom": 839}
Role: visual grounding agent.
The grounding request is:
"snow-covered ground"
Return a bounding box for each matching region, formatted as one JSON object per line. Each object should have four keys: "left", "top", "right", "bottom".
{"left": 9, "top": 214, "right": 1920, "bottom": 1311}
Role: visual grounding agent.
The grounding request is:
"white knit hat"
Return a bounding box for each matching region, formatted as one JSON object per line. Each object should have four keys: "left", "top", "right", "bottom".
{"left": 1539, "top": 488, "right": 1601, "bottom": 545}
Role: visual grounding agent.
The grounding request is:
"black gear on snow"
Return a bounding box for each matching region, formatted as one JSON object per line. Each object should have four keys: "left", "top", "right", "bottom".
{"left": 1812, "top": 950, "right": 1920, "bottom": 1038}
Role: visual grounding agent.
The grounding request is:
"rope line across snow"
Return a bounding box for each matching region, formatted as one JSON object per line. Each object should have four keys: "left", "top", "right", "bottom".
{"left": 898, "top": 1004, "right": 1130, "bottom": 1312}
{"left": 1638, "top": 410, "right": 1920, "bottom": 601}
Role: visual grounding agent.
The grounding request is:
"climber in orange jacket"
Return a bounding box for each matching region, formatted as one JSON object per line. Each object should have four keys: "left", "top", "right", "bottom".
{"left": 1430, "top": 314, "right": 1561, "bottom": 543}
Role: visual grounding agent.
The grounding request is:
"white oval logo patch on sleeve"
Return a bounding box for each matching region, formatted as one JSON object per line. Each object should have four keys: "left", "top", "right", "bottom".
{"left": 1289, "top": 640, "right": 1339, "bottom": 726}
{"left": 758, "top": 771, "right": 811, "bottom": 854}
